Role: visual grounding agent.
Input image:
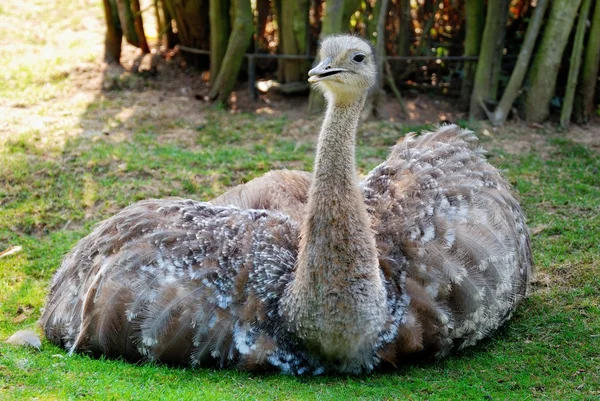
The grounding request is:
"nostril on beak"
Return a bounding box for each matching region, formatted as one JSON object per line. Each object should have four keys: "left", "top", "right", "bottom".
{"left": 325, "top": 65, "right": 331, "bottom": 70}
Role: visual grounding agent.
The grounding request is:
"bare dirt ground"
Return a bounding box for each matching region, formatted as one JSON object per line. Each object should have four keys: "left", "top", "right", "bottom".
{"left": 68, "top": 50, "right": 600, "bottom": 158}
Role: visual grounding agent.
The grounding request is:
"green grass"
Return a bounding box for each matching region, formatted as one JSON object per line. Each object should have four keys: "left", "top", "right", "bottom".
{"left": 2, "top": 113, "right": 599, "bottom": 401}
{"left": 1, "top": 1, "right": 600, "bottom": 400}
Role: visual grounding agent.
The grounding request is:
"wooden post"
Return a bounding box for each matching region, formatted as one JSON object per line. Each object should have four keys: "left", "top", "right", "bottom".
{"left": 487, "top": 0, "right": 549, "bottom": 126}
{"left": 208, "top": 0, "right": 254, "bottom": 104}
{"left": 469, "top": 0, "right": 510, "bottom": 119}
{"left": 459, "top": 0, "right": 484, "bottom": 111}
{"left": 522, "top": 0, "right": 584, "bottom": 123}
{"left": 574, "top": 0, "right": 600, "bottom": 124}
{"left": 102, "top": 0, "right": 123, "bottom": 64}
{"left": 209, "top": 0, "right": 231, "bottom": 85}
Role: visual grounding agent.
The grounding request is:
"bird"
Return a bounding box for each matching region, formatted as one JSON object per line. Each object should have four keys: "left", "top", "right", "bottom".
{"left": 210, "top": 170, "right": 311, "bottom": 223}
{"left": 40, "top": 35, "right": 532, "bottom": 374}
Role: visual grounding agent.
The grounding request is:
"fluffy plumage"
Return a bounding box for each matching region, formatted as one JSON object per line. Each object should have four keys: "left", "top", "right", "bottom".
{"left": 211, "top": 170, "right": 311, "bottom": 223}
{"left": 40, "top": 35, "right": 531, "bottom": 374}
{"left": 362, "top": 126, "right": 531, "bottom": 358}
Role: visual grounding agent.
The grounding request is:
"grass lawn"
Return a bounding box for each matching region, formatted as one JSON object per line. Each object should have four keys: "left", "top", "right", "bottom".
{"left": 1, "top": 1, "right": 599, "bottom": 400}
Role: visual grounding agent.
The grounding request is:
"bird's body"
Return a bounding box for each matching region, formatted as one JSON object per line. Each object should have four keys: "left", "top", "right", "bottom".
{"left": 41, "top": 35, "right": 531, "bottom": 374}
{"left": 210, "top": 170, "right": 311, "bottom": 223}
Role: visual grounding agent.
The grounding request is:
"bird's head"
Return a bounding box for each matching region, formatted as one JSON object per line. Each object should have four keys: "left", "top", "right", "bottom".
{"left": 308, "top": 35, "right": 376, "bottom": 104}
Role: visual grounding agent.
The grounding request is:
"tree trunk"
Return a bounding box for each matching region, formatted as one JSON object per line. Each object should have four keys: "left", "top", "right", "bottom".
{"left": 560, "top": 0, "right": 592, "bottom": 129}
{"left": 273, "top": 0, "right": 284, "bottom": 80}
{"left": 487, "top": 0, "right": 549, "bottom": 126}
{"left": 161, "top": 0, "right": 178, "bottom": 48}
{"left": 208, "top": 0, "right": 253, "bottom": 104}
{"left": 389, "top": 0, "right": 413, "bottom": 92}
{"left": 574, "top": 0, "right": 600, "bottom": 124}
{"left": 397, "top": 0, "right": 412, "bottom": 57}
{"left": 365, "top": 0, "right": 380, "bottom": 42}
{"left": 256, "top": 0, "right": 271, "bottom": 51}
{"left": 364, "top": 0, "right": 390, "bottom": 119}
{"left": 278, "top": 0, "right": 310, "bottom": 83}
{"left": 154, "top": 0, "right": 164, "bottom": 46}
{"left": 163, "top": 0, "right": 210, "bottom": 67}
{"left": 522, "top": 0, "right": 583, "bottom": 123}
{"left": 103, "top": 0, "right": 123, "bottom": 63}
{"left": 308, "top": 0, "right": 346, "bottom": 114}
{"left": 131, "top": 0, "right": 150, "bottom": 53}
{"left": 374, "top": 0, "right": 388, "bottom": 88}
{"left": 209, "top": 0, "right": 231, "bottom": 85}
{"left": 319, "top": 0, "right": 345, "bottom": 40}
{"left": 459, "top": 0, "right": 484, "bottom": 111}
{"left": 115, "top": 0, "right": 140, "bottom": 47}
{"left": 469, "top": 0, "right": 510, "bottom": 119}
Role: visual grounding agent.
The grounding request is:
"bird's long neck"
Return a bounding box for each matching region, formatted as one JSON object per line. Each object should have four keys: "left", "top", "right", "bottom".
{"left": 283, "top": 94, "right": 387, "bottom": 366}
{"left": 312, "top": 98, "right": 364, "bottom": 193}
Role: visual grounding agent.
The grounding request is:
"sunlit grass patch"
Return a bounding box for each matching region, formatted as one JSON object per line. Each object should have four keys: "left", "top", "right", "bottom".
{"left": 0, "top": 0, "right": 101, "bottom": 106}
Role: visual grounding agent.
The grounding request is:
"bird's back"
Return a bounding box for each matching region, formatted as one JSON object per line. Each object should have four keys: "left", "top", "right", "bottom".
{"left": 361, "top": 125, "right": 532, "bottom": 357}
{"left": 40, "top": 199, "right": 303, "bottom": 368}
{"left": 211, "top": 170, "right": 311, "bottom": 222}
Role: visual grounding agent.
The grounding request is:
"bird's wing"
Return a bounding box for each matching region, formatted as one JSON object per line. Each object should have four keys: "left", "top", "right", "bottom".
{"left": 210, "top": 170, "right": 312, "bottom": 223}
{"left": 40, "top": 199, "right": 301, "bottom": 368}
{"left": 362, "top": 125, "right": 532, "bottom": 355}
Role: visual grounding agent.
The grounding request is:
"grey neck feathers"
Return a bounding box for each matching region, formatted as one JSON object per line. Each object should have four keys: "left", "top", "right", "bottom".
{"left": 312, "top": 97, "right": 364, "bottom": 195}
{"left": 283, "top": 94, "right": 387, "bottom": 366}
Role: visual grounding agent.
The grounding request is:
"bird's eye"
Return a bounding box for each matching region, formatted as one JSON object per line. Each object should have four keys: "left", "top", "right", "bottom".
{"left": 352, "top": 53, "right": 366, "bottom": 63}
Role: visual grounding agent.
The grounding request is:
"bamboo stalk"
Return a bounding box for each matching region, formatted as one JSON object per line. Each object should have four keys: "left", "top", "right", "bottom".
{"left": 574, "top": 0, "right": 600, "bottom": 123}
{"left": 385, "top": 61, "right": 408, "bottom": 117}
{"left": 487, "top": 0, "right": 549, "bottom": 126}
{"left": 560, "top": 0, "right": 592, "bottom": 129}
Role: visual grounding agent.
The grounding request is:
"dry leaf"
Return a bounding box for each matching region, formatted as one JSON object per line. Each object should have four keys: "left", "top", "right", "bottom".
{"left": 12, "top": 314, "right": 27, "bottom": 324}
{"left": 0, "top": 246, "right": 22, "bottom": 259}
{"left": 530, "top": 225, "right": 548, "bottom": 235}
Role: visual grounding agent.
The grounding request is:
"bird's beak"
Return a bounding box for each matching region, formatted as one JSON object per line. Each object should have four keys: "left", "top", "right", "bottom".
{"left": 308, "top": 57, "right": 348, "bottom": 83}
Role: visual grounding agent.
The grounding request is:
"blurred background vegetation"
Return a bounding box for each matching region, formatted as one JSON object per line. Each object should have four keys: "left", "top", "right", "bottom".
{"left": 104, "top": 0, "right": 600, "bottom": 125}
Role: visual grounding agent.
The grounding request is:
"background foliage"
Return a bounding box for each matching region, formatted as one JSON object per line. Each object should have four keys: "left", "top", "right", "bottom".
{"left": 102, "top": 0, "right": 600, "bottom": 124}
